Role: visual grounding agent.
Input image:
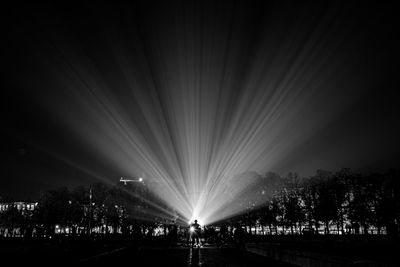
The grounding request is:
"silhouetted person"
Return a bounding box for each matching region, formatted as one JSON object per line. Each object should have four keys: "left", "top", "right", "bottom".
{"left": 353, "top": 222, "right": 360, "bottom": 235}
{"left": 220, "top": 225, "right": 228, "bottom": 240}
{"left": 168, "top": 220, "right": 178, "bottom": 245}
{"left": 233, "top": 224, "right": 245, "bottom": 250}
{"left": 208, "top": 226, "right": 216, "bottom": 243}
{"left": 146, "top": 226, "right": 153, "bottom": 240}
{"left": 190, "top": 219, "right": 201, "bottom": 247}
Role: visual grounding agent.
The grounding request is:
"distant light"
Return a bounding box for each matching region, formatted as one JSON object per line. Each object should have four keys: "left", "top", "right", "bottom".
{"left": 139, "top": 177, "right": 143, "bottom": 182}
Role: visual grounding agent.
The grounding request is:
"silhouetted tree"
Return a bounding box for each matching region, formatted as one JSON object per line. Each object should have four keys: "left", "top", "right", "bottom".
{"left": 68, "top": 186, "right": 86, "bottom": 235}
{"left": 347, "top": 174, "right": 373, "bottom": 234}
{"left": 312, "top": 170, "right": 338, "bottom": 234}
{"left": 300, "top": 178, "right": 318, "bottom": 231}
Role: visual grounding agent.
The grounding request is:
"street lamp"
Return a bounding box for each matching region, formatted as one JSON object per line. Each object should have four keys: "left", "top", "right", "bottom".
{"left": 119, "top": 177, "right": 146, "bottom": 222}
{"left": 120, "top": 177, "right": 144, "bottom": 185}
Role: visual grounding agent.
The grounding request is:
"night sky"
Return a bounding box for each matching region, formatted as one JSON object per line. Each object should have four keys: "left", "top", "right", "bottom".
{"left": 1, "top": 1, "right": 399, "bottom": 201}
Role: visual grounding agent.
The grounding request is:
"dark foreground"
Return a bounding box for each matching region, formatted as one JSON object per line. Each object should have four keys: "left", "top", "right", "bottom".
{"left": 83, "top": 246, "right": 294, "bottom": 266}
{"left": 1, "top": 241, "right": 292, "bottom": 266}
{"left": 3, "top": 236, "right": 399, "bottom": 266}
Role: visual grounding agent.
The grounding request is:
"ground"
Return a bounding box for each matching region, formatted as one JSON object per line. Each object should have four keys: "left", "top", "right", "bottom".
{"left": 81, "top": 246, "right": 293, "bottom": 266}
{"left": 0, "top": 240, "right": 293, "bottom": 266}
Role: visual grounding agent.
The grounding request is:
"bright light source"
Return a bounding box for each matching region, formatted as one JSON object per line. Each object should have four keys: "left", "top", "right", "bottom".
{"left": 190, "top": 226, "right": 195, "bottom": 233}
{"left": 53, "top": 32, "right": 309, "bottom": 226}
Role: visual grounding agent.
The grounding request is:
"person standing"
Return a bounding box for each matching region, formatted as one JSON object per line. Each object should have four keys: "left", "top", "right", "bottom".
{"left": 190, "top": 220, "right": 201, "bottom": 247}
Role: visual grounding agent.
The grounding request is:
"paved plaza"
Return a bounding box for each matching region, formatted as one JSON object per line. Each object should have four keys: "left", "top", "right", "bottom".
{"left": 82, "top": 246, "right": 293, "bottom": 266}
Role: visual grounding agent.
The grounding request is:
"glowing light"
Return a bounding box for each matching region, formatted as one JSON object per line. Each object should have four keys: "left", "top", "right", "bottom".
{"left": 26, "top": 8, "right": 365, "bottom": 226}
{"left": 190, "top": 226, "right": 195, "bottom": 233}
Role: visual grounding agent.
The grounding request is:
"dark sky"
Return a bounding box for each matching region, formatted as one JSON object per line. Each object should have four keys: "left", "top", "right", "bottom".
{"left": 1, "top": 1, "right": 399, "bottom": 200}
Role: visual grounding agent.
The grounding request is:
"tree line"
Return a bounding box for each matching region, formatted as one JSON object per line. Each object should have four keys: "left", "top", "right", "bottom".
{"left": 1, "top": 168, "right": 399, "bottom": 238}
{"left": 235, "top": 168, "right": 400, "bottom": 236}
{"left": 0, "top": 182, "right": 162, "bottom": 238}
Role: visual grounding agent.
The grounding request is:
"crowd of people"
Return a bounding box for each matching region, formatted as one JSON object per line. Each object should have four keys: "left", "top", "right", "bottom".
{"left": 111, "top": 219, "right": 248, "bottom": 249}
{"left": 158, "top": 219, "right": 247, "bottom": 249}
